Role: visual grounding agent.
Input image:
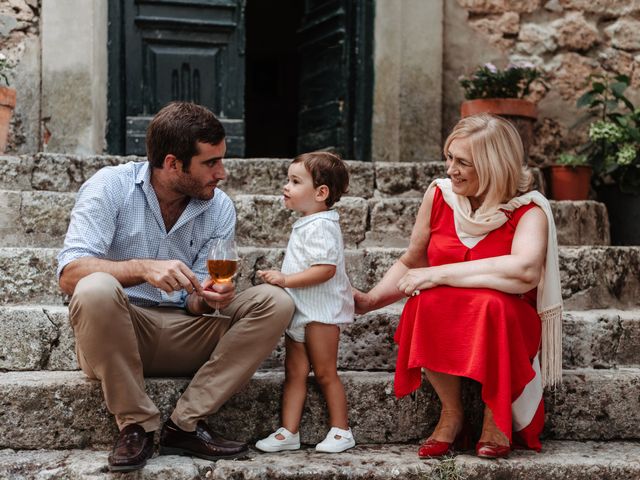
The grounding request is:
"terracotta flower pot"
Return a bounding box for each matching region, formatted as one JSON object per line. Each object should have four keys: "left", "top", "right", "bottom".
{"left": 460, "top": 98, "right": 537, "bottom": 163}
{"left": 0, "top": 86, "right": 16, "bottom": 154}
{"left": 547, "top": 165, "right": 592, "bottom": 201}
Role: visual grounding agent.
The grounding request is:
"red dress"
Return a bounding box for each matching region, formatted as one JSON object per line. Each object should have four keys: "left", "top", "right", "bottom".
{"left": 394, "top": 186, "right": 544, "bottom": 450}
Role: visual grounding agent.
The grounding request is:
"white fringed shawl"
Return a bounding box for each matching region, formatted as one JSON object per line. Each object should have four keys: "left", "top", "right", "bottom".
{"left": 433, "top": 179, "right": 563, "bottom": 388}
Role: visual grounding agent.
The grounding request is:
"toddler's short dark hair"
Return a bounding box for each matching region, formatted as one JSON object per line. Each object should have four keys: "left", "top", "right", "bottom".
{"left": 292, "top": 152, "right": 349, "bottom": 208}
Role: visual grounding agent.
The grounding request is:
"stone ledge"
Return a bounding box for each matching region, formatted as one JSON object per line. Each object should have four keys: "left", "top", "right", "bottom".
{"left": 0, "top": 190, "right": 610, "bottom": 248}
{"left": 2, "top": 441, "right": 640, "bottom": 479}
{"left": 3, "top": 246, "right": 638, "bottom": 310}
{"left": 0, "top": 369, "right": 639, "bottom": 449}
{"left": 1, "top": 154, "right": 548, "bottom": 199}
{"left": 3, "top": 305, "right": 640, "bottom": 372}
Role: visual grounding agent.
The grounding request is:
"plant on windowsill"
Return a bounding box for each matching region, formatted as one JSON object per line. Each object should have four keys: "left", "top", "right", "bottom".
{"left": 458, "top": 62, "right": 547, "bottom": 162}
{"left": 546, "top": 153, "right": 592, "bottom": 201}
{"left": 577, "top": 73, "right": 640, "bottom": 244}
{"left": 0, "top": 53, "right": 16, "bottom": 154}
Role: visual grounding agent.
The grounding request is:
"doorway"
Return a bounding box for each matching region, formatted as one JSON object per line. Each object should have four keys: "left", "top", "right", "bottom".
{"left": 244, "top": 0, "right": 303, "bottom": 158}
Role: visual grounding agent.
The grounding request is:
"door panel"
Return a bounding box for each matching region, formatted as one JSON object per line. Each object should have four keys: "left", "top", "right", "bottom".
{"left": 297, "top": 0, "right": 373, "bottom": 160}
{"left": 110, "top": 0, "right": 245, "bottom": 156}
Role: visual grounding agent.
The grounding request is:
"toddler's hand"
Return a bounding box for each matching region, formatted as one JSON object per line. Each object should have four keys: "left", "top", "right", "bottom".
{"left": 257, "top": 269, "right": 287, "bottom": 287}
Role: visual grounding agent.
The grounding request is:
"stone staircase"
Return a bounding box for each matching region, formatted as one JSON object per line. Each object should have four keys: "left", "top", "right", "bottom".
{"left": 0, "top": 153, "right": 639, "bottom": 479}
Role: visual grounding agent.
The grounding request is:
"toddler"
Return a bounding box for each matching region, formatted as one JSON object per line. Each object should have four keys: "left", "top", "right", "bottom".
{"left": 255, "top": 151, "right": 355, "bottom": 453}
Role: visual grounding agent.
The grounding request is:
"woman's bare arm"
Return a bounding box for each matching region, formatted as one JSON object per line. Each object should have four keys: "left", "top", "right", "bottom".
{"left": 397, "top": 206, "right": 548, "bottom": 296}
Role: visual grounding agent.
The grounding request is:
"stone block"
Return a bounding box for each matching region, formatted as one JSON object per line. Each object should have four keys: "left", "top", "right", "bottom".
{"left": 2, "top": 442, "right": 640, "bottom": 479}
{"left": 2, "top": 247, "right": 639, "bottom": 310}
{"left": 3, "top": 305, "right": 638, "bottom": 372}
{"left": 223, "top": 159, "right": 375, "bottom": 199}
{"left": 605, "top": 18, "right": 640, "bottom": 51}
{"left": 457, "top": 0, "right": 543, "bottom": 14}
{"left": 558, "top": 0, "right": 640, "bottom": 16}
{"left": 0, "top": 156, "right": 33, "bottom": 191}
{"left": 552, "top": 12, "right": 599, "bottom": 51}
{"left": 0, "top": 368, "right": 638, "bottom": 449}
{"left": 235, "top": 195, "right": 368, "bottom": 248}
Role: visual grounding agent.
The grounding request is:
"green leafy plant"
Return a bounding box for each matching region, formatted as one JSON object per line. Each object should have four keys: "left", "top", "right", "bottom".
{"left": 577, "top": 74, "right": 640, "bottom": 194}
{"left": 459, "top": 62, "right": 545, "bottom": 100}
{"left": 0, "top": 53, "right": 13, "bottom": 87}
{"left": 556, "top": 153, "right": 590, "bottom": 167}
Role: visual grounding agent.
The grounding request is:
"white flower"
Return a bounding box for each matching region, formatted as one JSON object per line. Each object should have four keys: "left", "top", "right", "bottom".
{"left": 0, "top": 53, "right": 6, "bottom": 61}
{"left": 484, "top": 63, "right": 498, "bottom": 73}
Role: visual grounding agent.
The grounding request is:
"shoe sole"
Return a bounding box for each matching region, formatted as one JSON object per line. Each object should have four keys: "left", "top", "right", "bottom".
{"left": 159, "top": 445, "right": 248, "bottom": 461}
{"left": 255, "top": 443, "right": 301, "bottom": 453}
{"left": 315, "top": 443, "right": 356, "bottom": 453}
{"left": 108, "top": 460, "right": 147, "bottom": 472}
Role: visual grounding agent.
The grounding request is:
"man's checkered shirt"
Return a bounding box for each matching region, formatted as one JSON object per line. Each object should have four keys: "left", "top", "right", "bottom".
{"left": 57, "top": 161, "right": 236, "bottom": 307}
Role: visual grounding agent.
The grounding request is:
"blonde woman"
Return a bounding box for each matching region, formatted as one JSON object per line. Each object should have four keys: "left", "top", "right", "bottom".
{"left": 354, "top": 114, "right": 562, "bottom": 459}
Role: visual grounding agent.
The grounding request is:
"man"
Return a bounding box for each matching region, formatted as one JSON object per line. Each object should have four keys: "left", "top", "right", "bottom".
{"left": 57, "top": 102, "right": 294, "bottom": 472}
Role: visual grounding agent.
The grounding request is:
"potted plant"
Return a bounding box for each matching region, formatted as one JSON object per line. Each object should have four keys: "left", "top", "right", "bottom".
{"left": 546, "top": 153, "right": 592, "bottom": 201}
{"left": 459, "top": 62, "right": 546, "bottom": 160}
{"left": 0, "top": 53, "right": 16, "bottom": 154}
{"left": 577, "top": 73, "right": 640, "bottom": 245}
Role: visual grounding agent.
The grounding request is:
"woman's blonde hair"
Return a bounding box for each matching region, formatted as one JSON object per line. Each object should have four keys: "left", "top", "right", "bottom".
{"left": 443, "top": 113, "right": 534, "bottom": 210}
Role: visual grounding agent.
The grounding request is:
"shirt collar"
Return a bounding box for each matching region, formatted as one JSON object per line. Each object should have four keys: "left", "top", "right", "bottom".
{"left": 292, "top": 209, "right": 339, "bottom": 229}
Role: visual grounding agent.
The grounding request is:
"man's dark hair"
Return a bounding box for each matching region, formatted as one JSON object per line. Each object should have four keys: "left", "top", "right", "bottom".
{"left": 146, "top": 102, "right": 225, "bottom": 171}
{"left": 292, "top": 152, "right": 349, "bottom": 208}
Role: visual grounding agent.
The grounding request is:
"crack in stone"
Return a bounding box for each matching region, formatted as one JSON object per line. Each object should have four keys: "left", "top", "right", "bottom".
{"left": 40, "top": 307, "right": 62, "bottom": 370}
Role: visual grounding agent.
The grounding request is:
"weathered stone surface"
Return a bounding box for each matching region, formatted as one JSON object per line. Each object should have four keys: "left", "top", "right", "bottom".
{"left": 1, "top": 368, "right": 638, "bottom": 449}
{"left": 0, "top": 306, "right": 58, "bottom": 371}
{"left": 0, "top": 248, "right": 64, "bottom": 305}
{"left": 0, "top": 156, "right": 33, "bottom": 191}
{"left": 3, "top": 305, "right": 639, "bottom": 372}
{"left": 235, "top": 195, "right": 368, "bottom": 248}
{"left": 604, "top": 18, "right": 640, "bottom": 51}
{"left": 375, "top": 162, "right": 447, "bottom": 196}
{"left": 517, "top": 22, "right": 557, "bottom": 56}
{"left": 552, "top": 12, "right": 600, "bottom": 51}
{"left": 2, "top": 442, "right": 640, "bottom": 480}
{"left": 0, "top": 191, "right": 610, "bottom": 248}
{"left": 223, "top": 159, "right": 375, "bottom": 199}
{"left": 563, "top": 309, "right": 640, "bottom": 368}
{"left": 2, "top": 246, "right": 639, "bottom": 309}
{"left": 457, "top": 0, "right": 543, "bottom": 14}
{"left": 558, "top": 0, "right": 640, "bottom": 16}
{"left": 547, "top": 53, "right": 599, "bottom": 102}
{"left": 469, "top": 12, "right": 520, "bottom": 49}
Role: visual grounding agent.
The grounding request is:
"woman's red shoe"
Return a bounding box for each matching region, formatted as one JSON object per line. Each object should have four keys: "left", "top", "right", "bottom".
{"left": 475, "top": 441, "right": 511, "bottom": 459}
{"left": 418, "top": 425, "right": 472, "bottom": 458}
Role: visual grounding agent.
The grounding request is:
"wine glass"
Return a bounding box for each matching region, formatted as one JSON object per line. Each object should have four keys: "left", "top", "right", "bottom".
{"left": 203, "top": 237, "right": 239, "bottom": 318}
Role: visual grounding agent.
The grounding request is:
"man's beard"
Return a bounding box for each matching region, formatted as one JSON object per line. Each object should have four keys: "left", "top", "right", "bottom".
{"left": 175, "top": 171, "right": 215, "bottom": 200}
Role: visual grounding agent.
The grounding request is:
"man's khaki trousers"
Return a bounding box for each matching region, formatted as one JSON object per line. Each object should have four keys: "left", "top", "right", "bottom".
{"left": 69, "top": 272, "right": 293, "bottom": 433}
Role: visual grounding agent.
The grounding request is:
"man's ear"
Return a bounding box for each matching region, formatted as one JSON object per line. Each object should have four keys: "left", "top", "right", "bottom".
{"left": 316, "top": 185, "right": 329, "bottom": 202}
{"left": 164, "top": 154, "right": 180, "bottom": 170}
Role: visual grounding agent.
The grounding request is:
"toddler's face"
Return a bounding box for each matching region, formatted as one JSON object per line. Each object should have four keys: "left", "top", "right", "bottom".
{"left": 283, "top": 162, "right": 325, "bottom": 216}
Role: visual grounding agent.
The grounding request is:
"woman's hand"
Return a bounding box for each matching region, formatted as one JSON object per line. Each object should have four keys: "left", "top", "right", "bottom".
{"left": 397, "top": 268, "right": 439, "bottom": 297}
{"left": 353, "top": 287, "right": 376, "bottom": 315}
{"left": 257, "top": 269, "right": 287, "bottom": 287}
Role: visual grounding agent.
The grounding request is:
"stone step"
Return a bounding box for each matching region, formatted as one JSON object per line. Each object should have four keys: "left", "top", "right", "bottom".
{"left": 0, "top": 154, "right": 546, "bottom": 199}
{"left": 0, "top": 190, "right": 610, "bottom": 248}
{"left": 2, "top": 305, "right": 639, "bottom": 372}
{"left": 1, "top": 246, "right": 638, "bottom": 310}
{"left": 1, "top": 368, "right": 638, "bottom": 449}
{"left": 2, "top": 441, "right": 640, "bottom": 479}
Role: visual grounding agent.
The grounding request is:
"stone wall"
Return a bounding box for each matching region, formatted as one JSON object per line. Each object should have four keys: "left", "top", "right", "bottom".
{"left": 0, "top": 0, "right": 41, "bottom": 154}
{"left": 444, "top": 0, "right": 640, "bottom": 166}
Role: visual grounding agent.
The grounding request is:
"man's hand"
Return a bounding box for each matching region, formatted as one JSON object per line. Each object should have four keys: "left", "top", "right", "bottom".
{"left": 142, "top": 259, "right": 203, "bottom": 294}
{"left": 257, "top": 269, "right": 287, "bottom": 287}
{"left": 200, "top": 278, "right": 236, "bottom": 310}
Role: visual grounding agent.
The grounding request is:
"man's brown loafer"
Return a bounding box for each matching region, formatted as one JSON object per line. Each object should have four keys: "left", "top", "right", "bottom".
{"left": 159, "top": 419, "right": 248, "bottom": 461}
{"left": 108, "top": 423, "right": 155, "bottom": 472}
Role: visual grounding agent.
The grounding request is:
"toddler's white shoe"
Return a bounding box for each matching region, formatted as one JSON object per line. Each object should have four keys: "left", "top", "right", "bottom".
{"left": 315, "top": 427, "right": 356, "bottom": 453}
{"left": 255, "top": 427, "right": 301, "bottom": 452}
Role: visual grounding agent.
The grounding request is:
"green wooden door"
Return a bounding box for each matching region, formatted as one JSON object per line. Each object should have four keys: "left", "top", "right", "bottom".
{"left": 297, "top": 0, "right": 374, "bottom": 160}
{"left": 108, "top": 0, "right": 245, "bottom": 156}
